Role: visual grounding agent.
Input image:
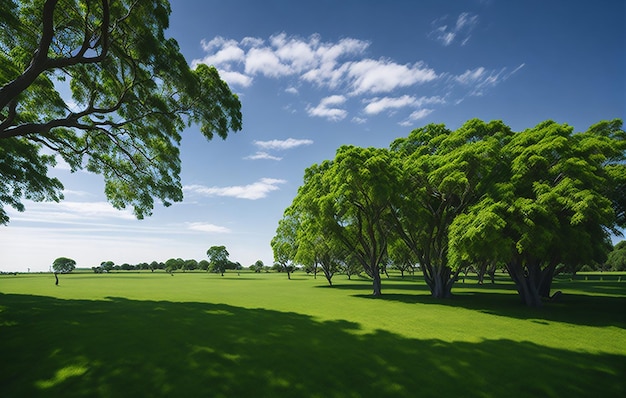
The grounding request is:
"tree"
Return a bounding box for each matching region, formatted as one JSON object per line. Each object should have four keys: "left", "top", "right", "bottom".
{"left": 450, "top": 120, "right": 624, "bottom": 306}
{"left": 606, "top": 241, "right": 626, "bottom": 271}
{"left": 287, "top": 193, "right": 344, "bottom": 286}
{"left": 387, "top": 237, "right": 417, "bottom": 278}
{"left": 165, "top": 258, "right": 183, "bottom": 274}
{"left": 52, "top": 256, "right": 75, "bottom": 285}
{"left": 390, "top": 120, "right": 511, "bottom": 298}
{"left": 271, "top": 213, "right": 299, "bottom": 280}
{"left": 288, "top": 146, "right": 399, "bottom": 296}
{"left": 182, "top": 259, "right": 198, "bottom": 272}
{"left": 339, "top": 254, "right": 362, "bottom": 280}
{"left": 0, "top": 0, "right": 242, "bottom": 224}
{"left": 198, "top": 259, "right": 210, "bottom": 271}
{"left": 250, "top": 260, "right": 264, "bottom": 273}
{"left": 52, "top": 256, "right": 76, "bottom": 273}
{"left": 207, "top": 245, "right": 229, "bottom": 276}
{"left": 100, "top": 260, "right": 114, "bottom": 272}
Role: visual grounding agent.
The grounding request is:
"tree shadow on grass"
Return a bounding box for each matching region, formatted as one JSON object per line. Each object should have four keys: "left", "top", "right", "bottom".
{"left": 325, "top": 276, "right": 626, "bottom": 329}
{"left": 0, "top": 293, "right": 624, "bottom": 398}
{"left": 353, "top": 290, "right": 626, "bottom": 329}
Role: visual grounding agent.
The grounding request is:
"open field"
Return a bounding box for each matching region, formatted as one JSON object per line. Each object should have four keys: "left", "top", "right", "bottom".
{"left": 1, "top": 271, "right": 625, "bottom": 397}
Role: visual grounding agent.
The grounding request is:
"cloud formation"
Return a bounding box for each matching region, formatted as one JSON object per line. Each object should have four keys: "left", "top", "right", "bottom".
{"left": 430, "top": 13, "right": 479, "bottom": 46}
{"left": 193, "top": 31, "right": 521, "bottom": 122}
{"left": 364, "top": 95, "right": 445, "bottom": 115}
{"left": 8, "top": 201, "right": 136, "bottom": 223}
{"left": 253, "top": 138, "right": 313, "bottom": 150}
{"left": 186, "top": 222, "right": 231, "bottom": 233}
{"left": 307, "top": 95, "right": 347, "bottom": 121}
{"left": 184, "top": 178, "right": 287, "bottom": 200}
{"left": 244, "top": 152, "right": 283, "bottom": 161}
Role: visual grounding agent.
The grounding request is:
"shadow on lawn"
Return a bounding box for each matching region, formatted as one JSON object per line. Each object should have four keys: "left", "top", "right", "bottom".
{"left": 340, "top": 278, "right": 626, "bottom": 329}
{"left": 0, "top": 294, "right": 624, "bottom": 398}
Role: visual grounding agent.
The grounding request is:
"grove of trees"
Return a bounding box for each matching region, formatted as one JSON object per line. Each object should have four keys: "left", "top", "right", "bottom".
{"left": 273, "top": 119, "right": 626, "bottom": 307}
{"left": 0, "top": 0, "right": 242, "bottom": 224}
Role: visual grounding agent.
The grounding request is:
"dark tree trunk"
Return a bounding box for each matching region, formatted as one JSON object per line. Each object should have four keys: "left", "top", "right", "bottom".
{"left": 487, "top": 268, "right": 496, "bottom": 284}
{"left": 54, "top": 272, "right": 59, "bottom": 285}
{"left": 372, "top": 271, "right": 382, "bottom": 296}
{"left": 506, "top": 261, "right": 543, "bottom": 307}
{"left": 423, "top": 264, "right": 456, "bottom": 298}
{"left": 538, "top": 263, "right": 557, "bottom": 298}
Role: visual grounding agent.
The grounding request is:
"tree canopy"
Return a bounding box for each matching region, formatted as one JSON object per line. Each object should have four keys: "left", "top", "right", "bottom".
{"left": 276, "top": 118, "right": 625, "bottom": 306}
{"left": 0, "top": 0, "right": 242, "bottom": 224}
{"left": 206, "top": 245, "right": 230, "bottom": 276}
{"left": 52, "top": 256, "right": 76, "bottom": 273}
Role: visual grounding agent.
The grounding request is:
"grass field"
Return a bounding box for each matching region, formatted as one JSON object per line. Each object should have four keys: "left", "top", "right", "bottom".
{"left": 1, "top": 271, "right": 624, "bottom": 397}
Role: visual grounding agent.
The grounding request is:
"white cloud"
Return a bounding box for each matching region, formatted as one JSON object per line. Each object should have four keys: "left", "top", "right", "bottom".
{"left": 307, "top": 95, "right": 347, "bottom": 121}
{"left": 8, "top": 201, "right": 136, "bottom": 223}
{"left": 409, "top": 108, "right": 434, "bottom": 120}
{"left": 454, "top": 64, "right": 524, "bottom": 96}
{"left": 183, "top": 178, "right": 287, "bottom": 200}
{"left": 244, "top": 152, "right": 283, "bottom": 161}
{"left": 62, "top": 189, "right": 93, "bottom": 197}
{"left": 346, "top": 59, "right": 437, "bottom": 95}
{"left": 364, "top": 95, "right": 413, "bottom": 114}
{"left": 217, "top": 70, "right": 253, "bottom": 88}
{"left": 186, "top": 222, "right": 231, "bottom": 233}
{"left": 364, "top": 95, "right": 445, "bottom": 115}
{"left": 245, "top": 47, "right": 293, "bottom": 77}
{"left": 192, "top": 33, "right": 438, "bottom": 96}
{"left": 430, "top": 13, "right": 479, "bottom": 46}
{"left": 455, "top": 67, "right": 486, "bottom": 84}
{"left": 196, "top": 38, "right": 245, "bottom": 65}
{"left": 253, "top": 138, "right": 313, "bottom": 150}
{"left": 191, "top": 32, "right": 520, "bottom": 120}
{"left": 400, "top": 108, "right": 434, "bottom": 126}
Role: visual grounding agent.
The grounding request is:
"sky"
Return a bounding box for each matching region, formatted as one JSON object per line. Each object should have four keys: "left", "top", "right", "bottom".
{"left": 1, "top": 0, "right": 625, "bottom": 272}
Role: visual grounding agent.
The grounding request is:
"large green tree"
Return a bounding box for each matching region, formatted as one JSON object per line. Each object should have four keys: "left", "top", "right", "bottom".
{"left": 450, "top": 120, "right": 625, "bottom": 306}
{"left": 287, "top": 146, "right": 398, "bottom": 296}
{"left": 390, "top": 119, "right": 511, "bottom": 298}
{"left": 271, "top": 212, "right": 299, "bottom": 280}
{"left": 206, "top": 245, "right": 230, "bottom": 276}
{"left": 0, "top": 0, "right": 242, "bottom": 224}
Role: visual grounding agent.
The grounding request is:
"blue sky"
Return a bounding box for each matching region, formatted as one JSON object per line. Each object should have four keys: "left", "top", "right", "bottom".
{"left": 1, "top": 0, "right": 624, "bottom": 272}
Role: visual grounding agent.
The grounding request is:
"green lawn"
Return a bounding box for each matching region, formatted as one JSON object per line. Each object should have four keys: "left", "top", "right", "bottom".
{"left": 1, "top": 271, "right": 624, "bottom": 397}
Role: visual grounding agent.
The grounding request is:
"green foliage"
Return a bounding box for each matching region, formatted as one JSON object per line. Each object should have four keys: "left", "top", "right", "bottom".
{"left": 249, "top": 259, "right": 265, "bottom": 273}
{"left": 52, "top": 256, "right": 76, "bottom": 273}
{"left": 0, "top": 0, "right": 242, "bottom": 223}
{"left": 280, "top": 145, "right": 399, "bottom": 294}
{"left": 281, "top": 118, "right": 624, "bottom": 306}
{"left": 392, "top": 119, "right": 512, "bottom": 298}
{"left": 606, "top": 241, "right": 626, "bottom": 271}
{"left": 206, "top": 245, "right": 230, "bottom": 276}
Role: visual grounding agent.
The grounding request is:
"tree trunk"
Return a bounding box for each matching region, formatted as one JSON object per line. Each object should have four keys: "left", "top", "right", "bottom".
{"left": 371, "top": 271, "right": 382, "bottom": 296}
{"left": 506, "top": 261, "right": 543, "bottom": 307}
{"left": 424, "top": 264, "right": 455, "bottom": 298}
{"left": 54, "top": 272, "right": 59, "bottom": 286}
{"left": 538, "top": 263, "right": 557, "bottom": 298}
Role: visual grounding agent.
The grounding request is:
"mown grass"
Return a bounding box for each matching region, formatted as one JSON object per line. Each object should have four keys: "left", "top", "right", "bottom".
{"left": 0, "top": 271, "right": 624, "bottom": 397}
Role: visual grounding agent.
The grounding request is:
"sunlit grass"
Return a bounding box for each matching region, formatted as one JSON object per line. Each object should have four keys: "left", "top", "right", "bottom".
{"left": 0, "top": 271, "right": 624, "bottom": 397}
